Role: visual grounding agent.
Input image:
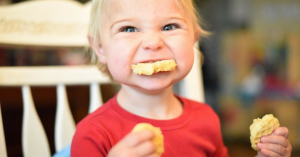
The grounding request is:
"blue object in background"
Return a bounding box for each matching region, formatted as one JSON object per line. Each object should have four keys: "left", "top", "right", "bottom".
{"left": 52, "top": 145, "right": 71, "bottom": 157}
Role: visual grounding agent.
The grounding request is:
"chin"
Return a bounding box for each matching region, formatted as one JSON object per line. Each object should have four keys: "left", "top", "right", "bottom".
{"left": 135, "top": 84, "right": 172, "bottom": 95}
{"left": 140, "top": 82, "right": 170, "bottom": 92}
{"left": 134, "top": 76, "right": 182, "bottom": 94}
{"left": 115, "top": 70, "right": 185, "bottom": 94}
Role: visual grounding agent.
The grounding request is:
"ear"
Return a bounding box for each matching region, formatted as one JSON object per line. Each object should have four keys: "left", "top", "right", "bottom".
{"left": 88, "top": 35, "right": 107, "bottom": 64}
{"left": 193, "top": 25, "right": 200, "bottom": 43}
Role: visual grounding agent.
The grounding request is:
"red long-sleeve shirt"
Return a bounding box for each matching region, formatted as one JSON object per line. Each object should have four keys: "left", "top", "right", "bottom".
{"left": 71, "top": 95, "right": 228, "bottom": 157}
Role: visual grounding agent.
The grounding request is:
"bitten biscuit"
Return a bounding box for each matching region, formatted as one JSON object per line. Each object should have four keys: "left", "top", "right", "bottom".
{"left": 249, "top": 114, "right": 280, "bottom": 151}
{"left": 131, "top": 123, "right": 164, "bottom": 156}
{"left": 131, "top": 59, "right": 177, "bottom": 75}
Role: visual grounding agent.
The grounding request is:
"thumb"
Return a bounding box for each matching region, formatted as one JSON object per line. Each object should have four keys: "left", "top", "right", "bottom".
{"left": 271, "top": 127, "right": 289, "bottom": 139}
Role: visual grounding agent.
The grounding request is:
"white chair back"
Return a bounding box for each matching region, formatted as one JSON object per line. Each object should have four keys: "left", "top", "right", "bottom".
{"left": 0, "top": 0, "right": 91, "bottom": 47}
{"left": 0, "top": 66, "right": 110, "bottom": 157}
{"left": 0, "top": 1, "right": 110, "bottom": 156}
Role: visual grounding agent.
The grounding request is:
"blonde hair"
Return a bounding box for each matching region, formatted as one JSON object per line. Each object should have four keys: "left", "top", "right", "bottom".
{"left": 88, "top": 0, "right": 208, "bottom": 79}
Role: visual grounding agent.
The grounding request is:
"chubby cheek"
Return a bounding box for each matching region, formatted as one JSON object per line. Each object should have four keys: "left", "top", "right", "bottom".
{"left": 103, "top": 40, "right": 135, "bottom": 82}
{"left": 167, "top": 35, "right": 195, "bottom": 74}
{"left": 175, "top": 45, "right": 195, "bottom": 76}
{"left": 107, "top": 57, "right": 131, "bottom": 82}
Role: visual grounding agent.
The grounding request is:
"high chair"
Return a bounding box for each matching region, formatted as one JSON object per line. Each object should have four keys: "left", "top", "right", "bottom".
{"left": 0, "top": 0, "right": 204, "bottom": 157}
{"left": 0, "top": 1, "right": 110, "bottom": 156}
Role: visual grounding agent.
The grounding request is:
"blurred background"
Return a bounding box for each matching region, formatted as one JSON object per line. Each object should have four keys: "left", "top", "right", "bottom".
{"left": 0, "top": 0, "right": 299, "bottom": 156}
{"left": 196, "top": 0, "right": 300, "bottom": 156}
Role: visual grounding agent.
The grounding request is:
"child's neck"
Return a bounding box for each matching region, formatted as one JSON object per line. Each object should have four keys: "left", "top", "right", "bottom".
{"left": 117, "top": 85, "right": 183, "bottom": 120}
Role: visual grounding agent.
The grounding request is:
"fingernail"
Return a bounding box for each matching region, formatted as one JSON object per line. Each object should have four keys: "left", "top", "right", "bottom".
{"left": 261, "top": 137, "right": 266, "bottom": 141}
{"left": 257, "top": 143, "right": 262, "bottom": 148}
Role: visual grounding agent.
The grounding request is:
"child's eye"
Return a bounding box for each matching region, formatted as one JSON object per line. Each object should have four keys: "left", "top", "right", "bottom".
{"left": 121, "top": 26, "right": 138, "bottom": 32}
{"left": 162, "top": 24, "right": 179, "bottom": 31}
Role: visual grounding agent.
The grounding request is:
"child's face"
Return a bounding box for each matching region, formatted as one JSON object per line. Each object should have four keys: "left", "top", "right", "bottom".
{"left": 96, "top": 0, "right": 197, "bottom": 93}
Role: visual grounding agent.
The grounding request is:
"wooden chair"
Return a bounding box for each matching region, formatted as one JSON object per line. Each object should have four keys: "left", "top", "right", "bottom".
{"left": 0, "top": 0, "right": 205, "bottom": 156}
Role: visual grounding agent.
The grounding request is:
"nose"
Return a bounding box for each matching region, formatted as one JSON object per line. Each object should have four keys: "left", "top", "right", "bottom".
{"left": 141, "top": 32, "right": 164, "bottom": 51}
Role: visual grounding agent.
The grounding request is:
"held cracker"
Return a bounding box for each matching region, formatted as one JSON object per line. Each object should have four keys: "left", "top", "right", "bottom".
{"left": 249, "top": 114, "right": 280, "bottom": 151}
{"left": 131, "top": 123, "right": 164, "bottom": 156}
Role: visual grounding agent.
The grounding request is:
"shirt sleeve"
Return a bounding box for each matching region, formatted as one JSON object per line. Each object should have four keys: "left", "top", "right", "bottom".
{"left": 211, "top": 113, "right": 229, "bottom": 157}
{"left": 211, "top": 141, "right": 228, "bottom": 157}
{"left": 205, "top": 105, "right": 229, "bottom": 157}
{"left": 71, "top": 121, "right": 110, "bottom": 157}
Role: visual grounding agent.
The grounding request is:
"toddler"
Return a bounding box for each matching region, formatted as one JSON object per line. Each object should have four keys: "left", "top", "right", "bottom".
{"left": 71, "top": 0, "right": 292, "bottom": 156}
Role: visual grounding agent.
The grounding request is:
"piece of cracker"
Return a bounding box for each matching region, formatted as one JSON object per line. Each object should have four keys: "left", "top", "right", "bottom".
{"left": 249, "top": 114, "right": 280, "bottom": 151}
{"left": 131, "top": 123, "right": 164, "bottom": 156}
{"left": 131, "top": 59, "right": 177, "bottom": 75}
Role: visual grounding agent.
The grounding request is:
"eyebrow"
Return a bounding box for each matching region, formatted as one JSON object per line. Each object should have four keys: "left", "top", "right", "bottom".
{"left": 110, "top": 15, "right": 188, "bottom": 30}
{"left": 167, "top": 16, "right": 188, "bottom": 24}
{"left": 110, "top": 18, "right": 134, "bottom": 30}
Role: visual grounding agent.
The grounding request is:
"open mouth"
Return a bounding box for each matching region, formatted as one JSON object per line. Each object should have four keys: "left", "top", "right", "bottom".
{"left": 131, "top": 59, "right": 177, "bottom": 75}
{"left": 138, "top": 60, "right": 163, "bottom": 64}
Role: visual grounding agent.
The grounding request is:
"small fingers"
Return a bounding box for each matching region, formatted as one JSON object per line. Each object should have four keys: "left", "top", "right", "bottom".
{"left": 110, "top": 130, "right": 157, "bottom": 157}
{"left": 261, "top": 135, "right": 289, "bottom": 148}
{"left": 259, "top": 148, "right": 281, "bottom": 157}
{"left": 258, "top": 143, "right": 288, "bottom": 156}
{"left": 145, "top": 155, "right": 159, "bottom": 157}
{"left": 135, "top": 141, "right": 157, "bottom": 156}
{"left": 123, "top": 130, "right": 155, "bottom": 147}
{"left": 256, "top": 127, "right": 292, "bottom": 157}
{"left": 271, "top": 127, "right": 289, "bottom": 139}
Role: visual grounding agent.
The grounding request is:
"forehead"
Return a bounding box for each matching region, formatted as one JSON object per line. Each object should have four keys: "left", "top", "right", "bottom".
{"left": 103, "top": 0, "right": 189, "bottom": 21}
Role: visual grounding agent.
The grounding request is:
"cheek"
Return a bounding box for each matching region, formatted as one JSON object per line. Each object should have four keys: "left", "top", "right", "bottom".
{"left": 184, "top": 50, "right": 194, "bottom": 68}
{"left": 176, "top": 46, "right": 195, "bottom": 72}
{"left": 107, "top": 57, "right": 131, "bottom": 79}
{"left": 173, "top": 38, "right": 194, "bottom": 64}
{"left": 108, "top": 58, "right": 124, "bottom": 70}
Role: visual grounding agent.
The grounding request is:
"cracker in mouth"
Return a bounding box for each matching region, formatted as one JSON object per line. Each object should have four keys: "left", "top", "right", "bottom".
{"left": 131, "top": 59, "right": 177, "bottom": 75}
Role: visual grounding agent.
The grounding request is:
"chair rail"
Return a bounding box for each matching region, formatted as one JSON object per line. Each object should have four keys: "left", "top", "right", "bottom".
{"left": 0, "top": 65, "right": 111, "bottom": 86}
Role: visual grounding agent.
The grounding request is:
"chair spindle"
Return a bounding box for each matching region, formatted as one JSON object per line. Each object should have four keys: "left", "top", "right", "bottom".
{"left": 0, "top": 104, "right": 7, "bottom": 157}
{"left": 55, "top": 84, "right": 76, "bottom": 152}
{"left": 88, "top": 82, "right": 103, "bottom": 113}
{"left": 22, "top": 86, "right": 51, "bottom": 157}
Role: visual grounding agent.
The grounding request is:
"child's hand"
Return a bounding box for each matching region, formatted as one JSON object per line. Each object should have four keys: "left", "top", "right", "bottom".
{"left": 108, "top": 130, "right": 158, "bottom": 157}
{"left": 256, "top": 127, "right": 292, "bottom": 157}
